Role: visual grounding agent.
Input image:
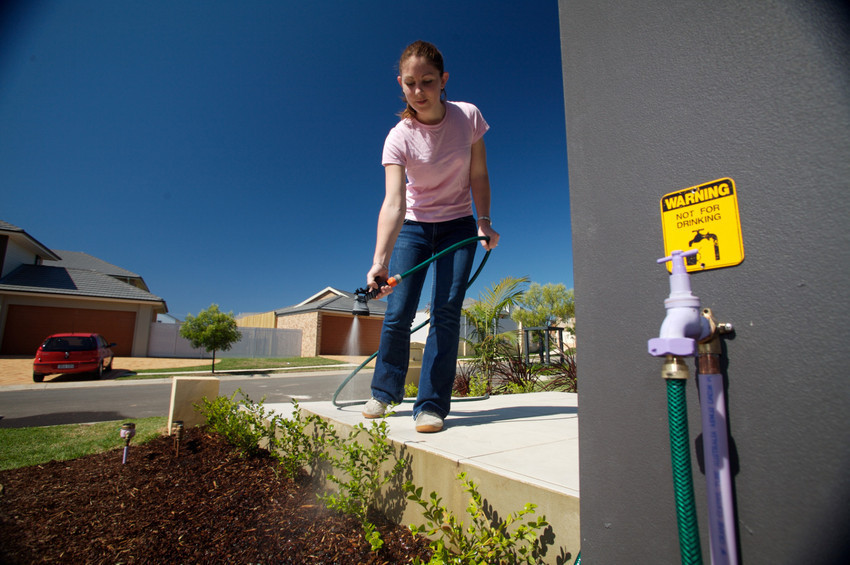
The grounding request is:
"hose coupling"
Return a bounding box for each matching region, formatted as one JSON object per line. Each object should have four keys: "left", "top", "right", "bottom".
{"left": 662, "top": 355, "right": 691, "bottom": 380}
{"left": 697, "top": 309, "right": 734, "bottom": 354}
{"left": 697, "top": 309, "right": 733, "bottom": 374}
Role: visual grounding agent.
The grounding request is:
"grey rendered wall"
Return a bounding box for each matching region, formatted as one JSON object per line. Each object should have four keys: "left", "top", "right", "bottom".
{"left": 558, "top": 1, "right": 849, "bottom": 563}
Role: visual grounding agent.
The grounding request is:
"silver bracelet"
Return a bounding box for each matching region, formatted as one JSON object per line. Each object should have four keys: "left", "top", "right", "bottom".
{"left": 373, "top": 262, "right": 388, "bottom": 269}
{"left": 477, "top": 216, "right": 492, "bottom": 224}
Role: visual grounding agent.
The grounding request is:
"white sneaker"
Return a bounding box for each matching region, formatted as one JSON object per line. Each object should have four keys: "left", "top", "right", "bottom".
{"left": 415, "top": 411, "right": 444, "bottom": 433}
{"left": 362, "top": 397, "right": 388, "bottom": 419}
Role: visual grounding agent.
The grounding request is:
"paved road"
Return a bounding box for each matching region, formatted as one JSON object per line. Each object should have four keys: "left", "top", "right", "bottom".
{"left": 0, "top": 369, "right": 376, "bottom": 428}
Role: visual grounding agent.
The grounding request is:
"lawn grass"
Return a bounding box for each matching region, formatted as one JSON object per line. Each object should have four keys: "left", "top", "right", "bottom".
{"left": 117, "top": 356, "right": 347, "bottom": 379}
{"left": 0, "top": 417, "right": 168, "bottom": 471}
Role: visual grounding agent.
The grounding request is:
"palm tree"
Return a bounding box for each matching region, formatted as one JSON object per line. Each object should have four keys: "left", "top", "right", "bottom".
{"left": 462, "top": 276, "right": 529, "bottom": 380}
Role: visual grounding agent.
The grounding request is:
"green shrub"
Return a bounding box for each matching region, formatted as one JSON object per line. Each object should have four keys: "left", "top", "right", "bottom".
{"left": 404, "top": 382, "right": 419, "bottom": 398}
{"left": 468, "top": 373, "right": 491, "bottom": 397}
{"left": 405, "top": 472, "right": 549, "bottom": 564}
{"left": 453, "top": 362, "right": 490, "bottom": 397}
{"left": 269, "top": 399, "right": 331, "bottom": 479}
{"left": 197, "top": 390, "right": 278, "bottom": 458}
{"left": 540, "top": 347, "right": 578, "bottom": 393}
{"left": 318, "top": 416, "right": 407, "bottom": 550}
{"left": 455, "top": 341, "right": 578, "bottom": 397}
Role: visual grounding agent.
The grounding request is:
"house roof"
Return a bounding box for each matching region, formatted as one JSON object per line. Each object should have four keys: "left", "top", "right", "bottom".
{"left": 0, "top": 264, "right": 166, "bottom": 305}
{"left": 295, "top": 286, "right": 349, "bottom": 307}
{"left": 0, "top": 220, "right": 61, "bottom": 261}
{"left": 48, "top": 250, "right": 141, "bottom": 278}
{"left": 276, "top": 287, "right": 387, "bottom": 317}
{"left": 157, "top": 313, "right": 181, "bottom": 323}
{"left": 47, "top": 250, "right": 150, "bottom": 291}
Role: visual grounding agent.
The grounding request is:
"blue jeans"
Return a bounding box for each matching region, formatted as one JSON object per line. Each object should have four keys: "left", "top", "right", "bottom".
{"left": 371, "top": 216, "right": 477, "bottom": 419}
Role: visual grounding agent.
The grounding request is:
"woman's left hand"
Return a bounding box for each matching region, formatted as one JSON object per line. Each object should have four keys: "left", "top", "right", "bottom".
{"left": 478, "top": 222, "right": 500, "bottom": 250}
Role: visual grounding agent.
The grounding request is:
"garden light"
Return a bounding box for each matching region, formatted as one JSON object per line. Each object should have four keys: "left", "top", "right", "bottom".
{"left": 120, "top": 422, "right": 136, "bottom": 464}
{"left": 172, "top": 420, "right": 185, "bottom": 458}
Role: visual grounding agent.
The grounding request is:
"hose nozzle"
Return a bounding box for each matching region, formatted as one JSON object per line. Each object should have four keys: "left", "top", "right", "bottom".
{"left": 352, "top": 282, "right": 381, "bottom": 317}
{"left": 352, "top": 276, "right": 398, "bottom": 316}
{"left": 352, "top": 291, "right": 372, "bottom": 316}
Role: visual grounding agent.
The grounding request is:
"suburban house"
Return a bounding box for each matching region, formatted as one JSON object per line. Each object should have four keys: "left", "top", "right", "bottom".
{"left": 237, "top": 287, "right": 386, "bottom": 358}
{"left": 0, "top": 220, "right": 168, "bottom": 356}
{"left": 239, "top": 290, "right": 527, "bottom": 358}
{"left": 156, "top": 313, "right": 181, "bottom": 324}
{"left": 237, "top": 283, "right": 576, "bottom": 361}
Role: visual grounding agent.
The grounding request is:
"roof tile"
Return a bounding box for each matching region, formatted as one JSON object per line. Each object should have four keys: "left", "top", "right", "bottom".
{"left": 0, "top": 265, "right": 164, "bottom": 303}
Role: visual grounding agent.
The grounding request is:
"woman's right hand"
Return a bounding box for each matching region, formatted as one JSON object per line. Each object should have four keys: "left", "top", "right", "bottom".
{"left": 478, "top": 222, "right": 499, "bottom": 250}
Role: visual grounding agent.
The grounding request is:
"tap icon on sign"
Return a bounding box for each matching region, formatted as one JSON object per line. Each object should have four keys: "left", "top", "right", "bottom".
{"left": 687, "top": 229, "right": 720, "bottom": 265}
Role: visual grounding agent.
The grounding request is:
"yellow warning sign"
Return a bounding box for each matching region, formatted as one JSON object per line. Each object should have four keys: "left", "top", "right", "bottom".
{"left": 660, "top": 178, "right": 744, "bottom": 272}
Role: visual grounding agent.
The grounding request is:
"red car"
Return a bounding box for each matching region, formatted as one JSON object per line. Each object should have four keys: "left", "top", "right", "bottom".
{"left": 32, "top": 333, "right": 116, "bottom": 383}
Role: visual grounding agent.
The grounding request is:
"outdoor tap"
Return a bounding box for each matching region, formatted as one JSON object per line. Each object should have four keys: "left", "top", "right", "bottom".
{"left": 648, "top": 250, "right": 712, "bottom": 358}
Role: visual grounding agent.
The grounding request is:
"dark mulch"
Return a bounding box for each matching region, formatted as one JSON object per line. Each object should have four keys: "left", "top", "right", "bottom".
{"left": 0, "top": 427, "right": 433, "bottom": 564}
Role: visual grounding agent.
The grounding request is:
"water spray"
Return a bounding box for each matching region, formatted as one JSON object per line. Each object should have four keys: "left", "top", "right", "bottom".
{"left": 120, "top": 422, "right": 136, "bottom": 464}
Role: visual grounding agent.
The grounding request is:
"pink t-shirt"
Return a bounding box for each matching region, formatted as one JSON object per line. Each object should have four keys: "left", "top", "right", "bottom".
{"left": 382, "top": 101, "right": 489, "bottom": 223}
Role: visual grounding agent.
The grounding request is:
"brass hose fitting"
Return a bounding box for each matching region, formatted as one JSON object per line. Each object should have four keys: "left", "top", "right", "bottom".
{"left": 662, "top": 355, "right": 691, "bottom": 380}
{"left": 697, "top": 308, "right": 733, "bottom": 374}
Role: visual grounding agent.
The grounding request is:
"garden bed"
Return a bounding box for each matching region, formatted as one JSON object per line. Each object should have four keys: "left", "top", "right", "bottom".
{"left": 0, "top": 427, "right": 432, "bottom": 564}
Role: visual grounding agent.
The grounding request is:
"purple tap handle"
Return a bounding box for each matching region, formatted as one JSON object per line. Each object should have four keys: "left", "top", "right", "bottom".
{"left": 657, "top": 249, "right": 698, "bottom": 275}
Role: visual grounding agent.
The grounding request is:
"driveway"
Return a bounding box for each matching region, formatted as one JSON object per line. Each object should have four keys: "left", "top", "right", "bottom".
{"left": 0, "top": 356, "right": 218, "bottom": 388}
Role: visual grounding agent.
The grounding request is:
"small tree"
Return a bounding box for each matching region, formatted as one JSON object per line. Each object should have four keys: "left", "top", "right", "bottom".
{"left": 511, "top": 282, "right": 575, "bottom": 329}
{"left": 512, "top": 283, "right": 575, "bottom": 362}
{"left": 179, "top": 304, "right": 242, "bottom": 373}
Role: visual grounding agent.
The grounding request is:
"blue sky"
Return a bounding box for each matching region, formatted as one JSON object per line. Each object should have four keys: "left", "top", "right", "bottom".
{"left": 1, "top": 0, "right": 571, "bottom": 319}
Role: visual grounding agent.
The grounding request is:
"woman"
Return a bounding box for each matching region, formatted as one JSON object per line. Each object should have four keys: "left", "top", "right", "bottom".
{"left": 362, "top": 40, "right": 499, "bottom": 433}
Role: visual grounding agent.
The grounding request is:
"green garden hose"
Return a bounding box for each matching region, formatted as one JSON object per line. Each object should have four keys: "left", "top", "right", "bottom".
{"left": 332, "top": 235, "right": 491, "bottom": 407}
{"left": 667, "top": 378, "right": 703, "bottom": 565}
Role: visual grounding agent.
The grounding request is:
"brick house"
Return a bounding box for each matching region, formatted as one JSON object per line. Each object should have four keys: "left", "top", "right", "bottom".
{"left": 0, "top": 220, "right": 168, "bottom": 356}
{"left": 237, "top": 287, "right": 386, "bottom": 358}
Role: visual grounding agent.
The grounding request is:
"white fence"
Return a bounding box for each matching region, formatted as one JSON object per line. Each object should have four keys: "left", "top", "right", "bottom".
{"left": 148, "top": 323, "right": 301, "bottom": 359}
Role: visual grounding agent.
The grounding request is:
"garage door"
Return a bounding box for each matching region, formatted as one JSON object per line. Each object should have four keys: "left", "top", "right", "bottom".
{"left": 320, "top": 313, "right": 382, "bottom": 356}
{"left": 1, "top": 305, "right": 136, "bottom": 356}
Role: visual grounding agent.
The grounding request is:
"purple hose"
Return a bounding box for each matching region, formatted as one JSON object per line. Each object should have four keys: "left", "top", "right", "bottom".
{"left": 698, "top": 373, "right": 738, "bottom": 565}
